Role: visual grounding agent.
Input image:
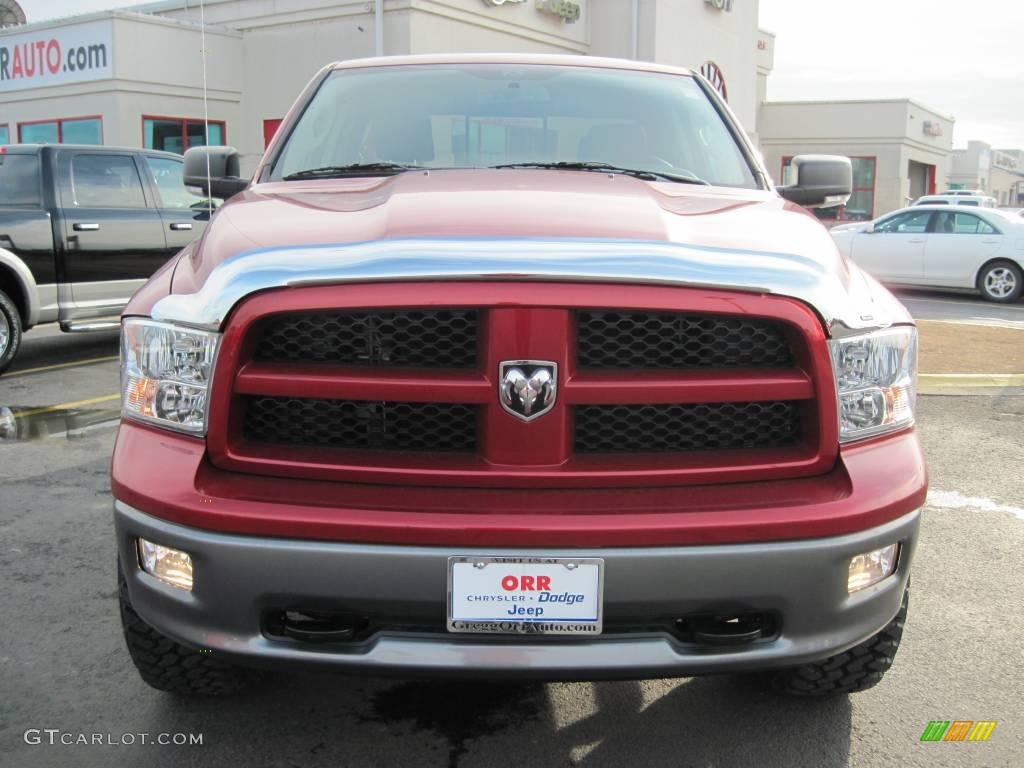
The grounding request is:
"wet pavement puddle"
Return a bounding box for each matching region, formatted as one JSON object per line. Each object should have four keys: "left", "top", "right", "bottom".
{"left": 0, "top": 406, "right": 120, "bottom": 441}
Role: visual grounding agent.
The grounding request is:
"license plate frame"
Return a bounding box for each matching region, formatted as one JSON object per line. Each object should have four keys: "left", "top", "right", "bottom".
{"left": 447, "top": 556, "right": 604, "bottom": 636}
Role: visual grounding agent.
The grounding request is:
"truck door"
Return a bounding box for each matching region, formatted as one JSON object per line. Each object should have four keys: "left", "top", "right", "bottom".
{"left": 141, "top": 154, "right": 215, "bottom": 255}
{"left": 57, "top": 151, "right": 167, "bottom": 321}
{"left": 0, "top": 151, "right": 59, "bottom": 322}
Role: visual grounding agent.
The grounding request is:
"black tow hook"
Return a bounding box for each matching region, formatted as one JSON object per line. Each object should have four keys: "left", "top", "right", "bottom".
{"left": 279, "top": 610, "right": 364, "bottom": 643}
{"left": 678, "top": 614, "right": 776, "bottom": 646}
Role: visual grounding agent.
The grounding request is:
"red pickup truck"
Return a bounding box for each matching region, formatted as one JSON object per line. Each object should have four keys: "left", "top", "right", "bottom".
{"left": 112, "top": 55, "right": 926, "bottom": 697}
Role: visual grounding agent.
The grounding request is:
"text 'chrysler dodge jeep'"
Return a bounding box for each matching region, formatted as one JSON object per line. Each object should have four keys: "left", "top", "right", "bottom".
{"left": 112, "top": 55, "right": 927, "bottom": 697}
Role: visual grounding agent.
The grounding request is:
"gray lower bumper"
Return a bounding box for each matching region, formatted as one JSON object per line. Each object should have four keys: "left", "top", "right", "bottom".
{"left": 115, "top": 501, "right": 920, "bottom": 679}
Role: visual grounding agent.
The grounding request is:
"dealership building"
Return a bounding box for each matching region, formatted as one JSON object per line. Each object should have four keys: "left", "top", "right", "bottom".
{"left": 0, "top": 0, "right": 774, "bottom": 174}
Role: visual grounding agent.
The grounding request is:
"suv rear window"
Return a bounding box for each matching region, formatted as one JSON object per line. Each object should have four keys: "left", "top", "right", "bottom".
{"left": 0, "top": 154, "right": 42, "bottom": 206}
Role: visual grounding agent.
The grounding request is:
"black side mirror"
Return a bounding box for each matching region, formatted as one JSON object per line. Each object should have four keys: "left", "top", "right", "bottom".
{"left": 183, "top": 146, "right": 248, "bottom": 200}
{"left": 776, "top": 155, "right": 852, "bottom": 208}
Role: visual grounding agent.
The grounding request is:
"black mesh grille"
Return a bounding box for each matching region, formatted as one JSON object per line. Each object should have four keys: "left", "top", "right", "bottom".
{"left": 574, "top": 402, "right": 801, "bottom": 453}
{"left": 254, "top": 310, "right": 478, "bottom": 367}
{"left": 243, "top": 397, "right": 477, "bottom": 452}
{"left": 576, "top": 311, "right": 793, "bottom": 369}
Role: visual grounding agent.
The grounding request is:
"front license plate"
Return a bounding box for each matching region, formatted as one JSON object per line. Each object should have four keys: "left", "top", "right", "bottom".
{"left": 447, "top": 556, "right": 604, "bottom": 635}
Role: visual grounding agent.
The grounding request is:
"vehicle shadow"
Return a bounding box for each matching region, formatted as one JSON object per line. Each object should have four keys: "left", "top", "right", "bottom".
{"left": 151, "top": 670, "right": 853, "bottom": 768}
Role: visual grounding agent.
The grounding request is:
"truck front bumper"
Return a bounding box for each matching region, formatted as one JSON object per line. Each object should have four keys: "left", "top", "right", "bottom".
{"left": 115, "top": 501, "right": 919, "bottom": 679}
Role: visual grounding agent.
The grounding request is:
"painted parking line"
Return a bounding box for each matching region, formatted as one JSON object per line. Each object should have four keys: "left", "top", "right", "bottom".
{"left": 919, "top": 373, "right": 1024, "bottom": 388}
{"left": 5, "top": 355, "right": 120, "bottom": 378}
{"left": 14, "top": 394, "right": 120, "bottom": 419}
{"left": 927, "top": 489, "right": 1024, "bottom": 522}
{"left": 900, "top": 295, "right": 1024, "bottom": 310}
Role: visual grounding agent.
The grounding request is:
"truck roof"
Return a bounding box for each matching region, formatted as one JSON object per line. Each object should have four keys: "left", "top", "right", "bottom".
{"left": 1, "top": 144, "right": 185, "bottom": 161}
{"left": 328, "top": 53, "right": 700, "bottom": 79}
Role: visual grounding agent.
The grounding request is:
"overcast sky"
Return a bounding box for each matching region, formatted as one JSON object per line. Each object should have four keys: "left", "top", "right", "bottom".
{"left": 759, "top": 0, "right": 1024, "bottom": 149}
{"left": 15, "top": 0, "right": 1024, "bottom": 149}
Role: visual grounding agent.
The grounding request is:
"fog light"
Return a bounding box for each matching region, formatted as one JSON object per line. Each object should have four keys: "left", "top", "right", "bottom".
{"left": 848, "top": 543, "right": 899, "bottom": 593}
{"left": 137, "top": 538, "right": 193, "bottom": 591}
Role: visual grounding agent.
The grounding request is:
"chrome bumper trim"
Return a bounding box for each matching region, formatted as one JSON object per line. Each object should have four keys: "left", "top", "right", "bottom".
{"left": 151, "top": 237, "right": 897, "bottom": 335}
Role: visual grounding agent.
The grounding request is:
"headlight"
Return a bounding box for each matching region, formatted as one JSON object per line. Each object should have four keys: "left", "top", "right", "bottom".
{"left": 121, "top": 318, "right": 221, "bottom": 435}
{"left": 138, "top": 538, "right": 194, "bottom": 591}
{"left": 848, "top": 543, "right": 899, "bottom": 593}
{"left": 829, "top": 326, "right": 917, "bottom": 442}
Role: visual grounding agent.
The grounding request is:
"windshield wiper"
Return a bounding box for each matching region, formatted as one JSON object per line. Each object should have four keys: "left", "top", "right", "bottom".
{"left": 491, "top": 161, "right": 709, "bottom": 185}
{"left": 283, "top": 162, "right": 425, "bottom": 180}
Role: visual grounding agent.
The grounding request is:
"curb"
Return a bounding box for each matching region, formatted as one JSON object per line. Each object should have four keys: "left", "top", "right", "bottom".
{"left": 919, "top": 373, "right": 1024, "bottom": 388}
{"left": 919, "top": 318, "right": 1024, "bottom": 331}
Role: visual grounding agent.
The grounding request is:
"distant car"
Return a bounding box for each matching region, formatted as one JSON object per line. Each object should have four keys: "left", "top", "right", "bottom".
{"left": 830, "top": 205, "right": 1024, "bottom": 302}
{"left": 912, "top": 194, "right": 996, "bottom": 208}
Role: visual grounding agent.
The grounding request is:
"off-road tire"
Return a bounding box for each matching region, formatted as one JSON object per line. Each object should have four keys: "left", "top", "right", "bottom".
{"left": 772, "top": 587, "right": 908, "bottom": 696}
{"left": 0, "top": 289, "right": 23, "bottom": 376}
{"left": 119, "top": 564, "right": 251, "bottom": 695}
{"left": 977, "top": 260, "right": 1023, "bottom": 303}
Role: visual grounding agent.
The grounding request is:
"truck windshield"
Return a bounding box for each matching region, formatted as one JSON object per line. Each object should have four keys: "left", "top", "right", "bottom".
{"left": 270, "top": 63, "right": 759, "bottom": 189}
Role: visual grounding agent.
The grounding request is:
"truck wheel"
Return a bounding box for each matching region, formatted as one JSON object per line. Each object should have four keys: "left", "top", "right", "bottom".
{"left": 118, "top": 564, "right": 252, "bottom": 695}
{"left": 772, "top": 587, "right": 908, "bottom": 696}
{"left": 0, "top": 289, "right": 23, "bottom": 375}
{"left": 977, "top": 260, "right": 1023, "bottom": 303}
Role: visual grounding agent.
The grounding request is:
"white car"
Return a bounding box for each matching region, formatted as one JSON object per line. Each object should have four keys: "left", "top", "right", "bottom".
{"left": 912, "top": 194, "right": 997, "bottom": 208}
{"left": 830, "top": 205, "right": 1024, "bottom": 302}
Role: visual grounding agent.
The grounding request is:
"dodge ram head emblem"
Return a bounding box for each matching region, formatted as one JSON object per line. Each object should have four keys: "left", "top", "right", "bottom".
{"left": 499, "top": 361, "right": 557, "bottom": 422}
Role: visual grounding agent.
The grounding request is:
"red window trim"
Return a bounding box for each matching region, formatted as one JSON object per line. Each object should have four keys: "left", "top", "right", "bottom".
{"left": 781, "top": 155, "right": 876, "bottom": 222}
{"left": 141, "top": 114, "right": 227, "bottom": 153}
{"left": 263, "top": 118, "right": 283, "bottom": 149}
{"left": 0, "top": 123, "right": 8, "bottom": 143}
{"left": 17, "top": 115, "right": 104, "bottom": 144}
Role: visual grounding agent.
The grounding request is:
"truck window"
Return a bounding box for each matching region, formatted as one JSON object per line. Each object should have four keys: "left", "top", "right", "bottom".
{"left": 271, "top": 64, "right": 758, "bottom": 189}
{"left": 145, "top": 156, "right": 210, "bottom": 209}
{"left": 70, "top": 154, "right": 147, "bottom": 209}
{"left": 0, "top": 154, "right": 42, "bottom": 207}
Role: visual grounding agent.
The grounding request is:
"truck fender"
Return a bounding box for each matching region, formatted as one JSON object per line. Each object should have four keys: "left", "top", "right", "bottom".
{"left": 0, "top": 247, "right": 40, "bottom": 329}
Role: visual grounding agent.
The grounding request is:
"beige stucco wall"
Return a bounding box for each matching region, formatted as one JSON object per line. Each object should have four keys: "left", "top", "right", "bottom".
{"left": 650, "top": 0, "right": 761, "bottom": 131}
{"left": 989, "top": 164, "right": 1023, "bottom": 207}
{"left": 0, "top": 13, "right": 242, "bottom": 149}
{"left": 949, "top": 141, "right": 1024, "bottom": 205}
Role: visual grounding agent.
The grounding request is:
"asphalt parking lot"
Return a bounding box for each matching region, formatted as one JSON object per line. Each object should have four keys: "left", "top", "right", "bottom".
{"left": 1, "top": 295, "right": 1022, "bottom": 768}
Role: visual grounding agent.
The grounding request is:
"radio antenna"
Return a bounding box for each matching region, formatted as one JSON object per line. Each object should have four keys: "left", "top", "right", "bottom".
{"left": 199, "top": 0, "right": 213, "bottom": 215}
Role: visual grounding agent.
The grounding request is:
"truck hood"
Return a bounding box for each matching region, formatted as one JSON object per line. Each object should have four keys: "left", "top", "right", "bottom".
{"left": 157, "top": 169, "right": 909, "bottom": 333}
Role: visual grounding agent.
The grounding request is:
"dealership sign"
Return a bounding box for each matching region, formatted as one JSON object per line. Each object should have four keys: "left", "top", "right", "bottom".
{"left": 0, "top": 20, "right": 112, "bottom": 93}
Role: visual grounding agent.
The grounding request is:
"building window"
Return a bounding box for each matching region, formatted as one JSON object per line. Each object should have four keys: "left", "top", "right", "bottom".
{"left": 143, "top": 116, "right": 225, "bottom": 155}
{"left": 0, "top": 125, "right": 9, "bottom": 145}
{"left": 782, "top": 156, "right": 876, "bottom": 222}
{"left": 263, "top": 119, "right": 283, "bottom": 149}
{"left": 17, "top": 117, "right": 102, "bottom": 145}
